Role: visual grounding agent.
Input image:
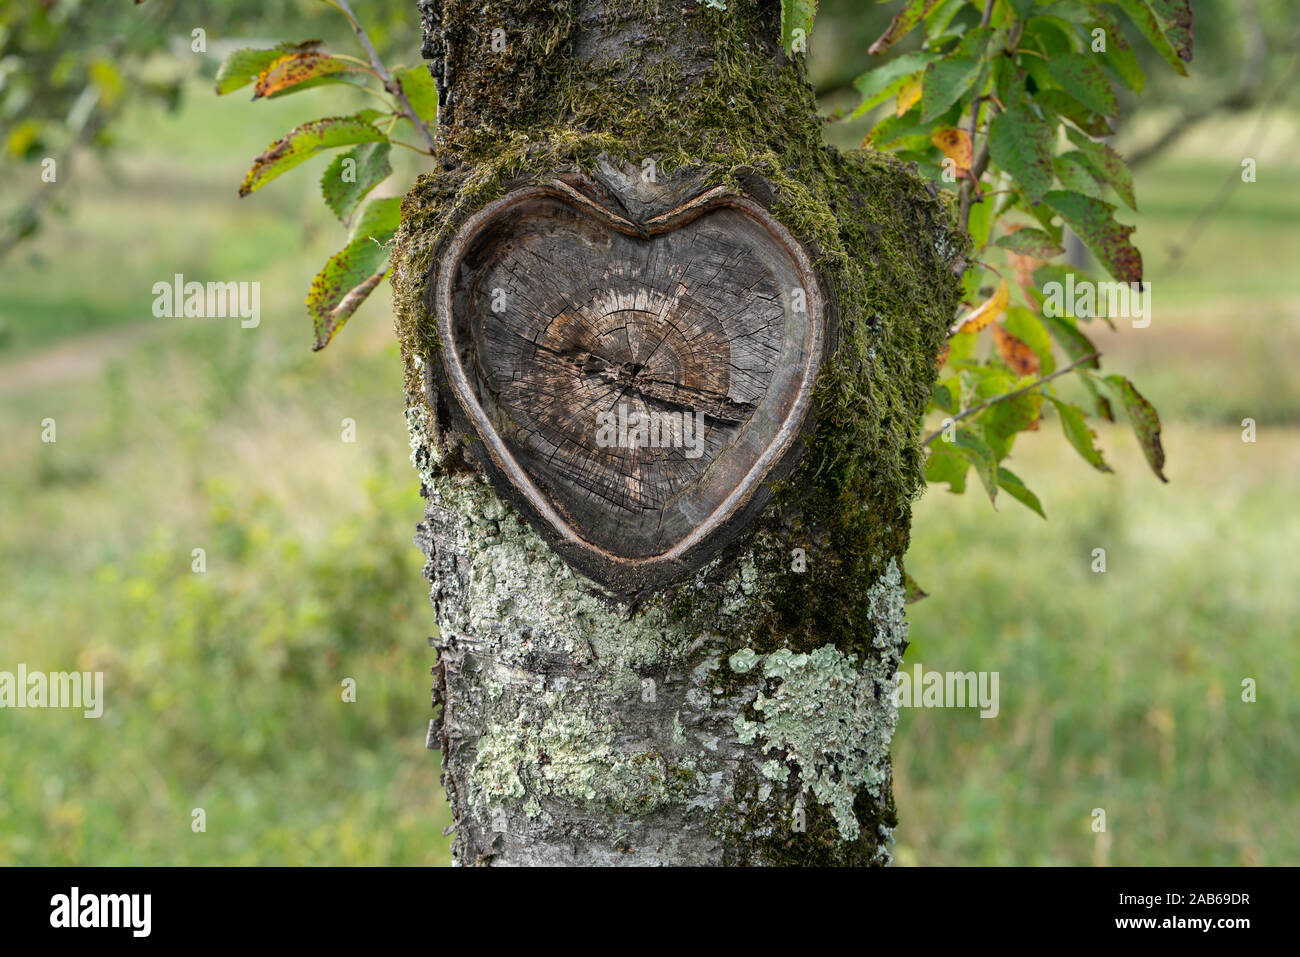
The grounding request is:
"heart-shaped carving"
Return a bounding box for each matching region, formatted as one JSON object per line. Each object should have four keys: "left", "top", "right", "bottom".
{"left": 434, "top": 177, "right": 824, "bottom": 593}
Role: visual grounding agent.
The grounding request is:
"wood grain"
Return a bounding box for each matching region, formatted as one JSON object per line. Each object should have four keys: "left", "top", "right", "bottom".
{"left": 436, "top": 176, "right": 824, "bottom": 591}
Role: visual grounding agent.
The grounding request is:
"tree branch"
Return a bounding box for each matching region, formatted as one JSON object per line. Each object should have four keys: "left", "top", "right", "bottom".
{"left": 332, "top": 0, "right": 438, "bottom": 154}
{"left": 922, "top": 351, "right": 1100, "bottom": 446}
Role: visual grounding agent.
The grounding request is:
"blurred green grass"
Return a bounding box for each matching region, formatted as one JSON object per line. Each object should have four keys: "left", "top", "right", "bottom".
{"left": 1, "top": 77, "right": 1297, "bottom": 865}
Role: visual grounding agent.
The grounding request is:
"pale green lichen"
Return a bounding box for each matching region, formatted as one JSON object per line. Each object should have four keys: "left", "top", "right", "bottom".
{"left": 727, "top": 559, "right": 909, "bottom": 843}
{"left": 728, "top": 648, "right": 759, "bottom": 674}
{"left": 469, "top": 693, "right": 699, "bottom": 818}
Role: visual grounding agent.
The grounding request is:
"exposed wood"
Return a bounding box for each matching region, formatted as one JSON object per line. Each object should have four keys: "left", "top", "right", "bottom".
{"left": 434, "top": 171, "right": 825, "bottom": 594}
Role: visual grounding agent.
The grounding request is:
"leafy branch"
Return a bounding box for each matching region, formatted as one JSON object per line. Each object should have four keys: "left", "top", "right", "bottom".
{"left": 811, "top": 0, "right": 1194, "bottom": 516}
{"left": 922, "top": 351, "right": 1098, "bottom": 446}
{"left": 216, "top": 1, "right": 439, "bottom": 350}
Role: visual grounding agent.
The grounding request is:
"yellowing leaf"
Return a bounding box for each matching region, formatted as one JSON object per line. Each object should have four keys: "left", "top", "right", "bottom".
{"left": 930, "top": 126, "right": 972, "bottom": 175}
{"left": 253, "top": 53, "right": 364, "bottom": 100}
{"left": 952, "top": 279, "right": 1009, "bottom": 336}
{"left": 896, "top": 75, "right": 923, "bottom": 116}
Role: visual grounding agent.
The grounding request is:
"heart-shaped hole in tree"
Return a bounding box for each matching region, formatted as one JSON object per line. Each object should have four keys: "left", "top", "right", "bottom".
{"left": 435, "top": 179, "right": 825, "bottom": 593}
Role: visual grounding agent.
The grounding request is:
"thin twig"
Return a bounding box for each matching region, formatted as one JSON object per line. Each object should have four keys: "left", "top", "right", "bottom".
{"left": 956, "top": 0, "right": 998, "bottom": 231}
{"left": 922, "top": 352, "right": 1100, "bottom": 446}
{"left": 332, "top": 0, "right": 438, "bottom": 154}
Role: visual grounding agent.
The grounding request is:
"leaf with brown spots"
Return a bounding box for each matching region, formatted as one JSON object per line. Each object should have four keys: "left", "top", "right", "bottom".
{"left": 931, "top": 125, "right": 972, "bottom": 176}
{"left": 1098, "top": 373, "right": 1168, "bottom": 482}
{"left": 307, "top": 197, "right": 400, "bottom": 350}
{"left": 993, "top": 323, "right": 1039, "bottom": 376}
{"left": 214, "top": 41, "right": 323, "bottom": 96}
{"left": 253, "top": 52, "right": 367, "bottom": 100}
{"left": 1044, "top": 190, "right": 1143, "bottom": 284}
{"left": 239, "top": 113, "right": 386, "bottom": 197}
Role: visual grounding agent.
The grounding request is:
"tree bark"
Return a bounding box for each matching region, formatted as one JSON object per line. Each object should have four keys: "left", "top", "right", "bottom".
{"left": 395, "top": 0, "right": 965, "bottom": 865}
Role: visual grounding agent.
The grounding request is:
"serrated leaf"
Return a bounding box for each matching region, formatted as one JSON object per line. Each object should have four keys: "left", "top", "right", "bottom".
{"left": 1115, "top": 0, "right": 1191, "bottom": 76}
{"left": 988, "top": 103, "right": 1055, "bottom": 203}
{"left": 253, "top": 52, "right": 365, "bottom": 99}
{"left": 869, "top": 0, "right": 943, "bottom": 55}
{"left": 1043, "top": 190, "right": 1142, "bottom": 283}
{"left": 921, "top": 55, "right": 981, "bottom": 123}
{"left": 239, "top": 114, "right": 387, "bottom": 197}
{"left": 996, "top": 466, "right": 1046, "bottom": 518}
{"left": 1088, "top": 6, "right": 1146, "bottom": 93}
{"left": 1045, "top": 52, "right": 1119, "bottom": 116}
{"left": 994, "top": 227, "right": 1063, "bottom": 259}
{"left": 215, "top": 41, "right": 322, "bottom": 95}
{"left": 1049, "top": 397, "right": 1112, "bottom": 472}
{"left": 321, "top": 142, "right": 392, "bottom": 224}
{"left": 1054, "top": 153, "right": 1106, "bottom": 199}
{"left": 953, "top": 278, "right": 1009, "bottom": 335}
{"left": 307, "top": 197, "right": 401, "bottom": 350}
{"left": 1065, "top": 126, "right": 1136, "bottom": 209}
{"left": 851, "top": 51, "right": 938, "bottom": 117}
{"left": 1097, "top": 373, "right": 1168, "bottom": 481}
{"left": 780, "top": 0, "right": 819, "bottom": 54}
{"left": 1034, "top": 88, "right": 1112, "bottom": 137}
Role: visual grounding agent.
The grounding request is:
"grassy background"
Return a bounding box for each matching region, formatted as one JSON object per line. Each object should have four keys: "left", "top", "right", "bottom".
{"left": 1, "top": 71, "right": 1297, "bottom": 864}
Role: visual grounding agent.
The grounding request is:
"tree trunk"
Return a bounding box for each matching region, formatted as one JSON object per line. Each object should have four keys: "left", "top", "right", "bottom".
{"left": 394, "top": 0, "right": 965, "bottom": 865}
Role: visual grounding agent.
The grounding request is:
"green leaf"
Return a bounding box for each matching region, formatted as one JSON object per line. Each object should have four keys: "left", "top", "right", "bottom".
{"left": 988, "top": 103, "right": 1055, "bottom": 204}
{"left": 994, "top": 227, "right": 1064, "bottom": 259}
{"left": 869, "top": 0, "right": 942, "bottom": 55}
{"left": 1034, "top": 88, "right": 1112, "bottom": 137}
{"left": 932, "top": 378, "right": 960, "bottom": 414}
{"left": 1087, "top": 6, "right": 1146, "bottom": 93}
{"left": 1054, "top": 153, "right": 1105, "bottom": 199}
{"left": 1043, "top": 190, "right": 1142, "bottom": 283}
{"left": 1045, "top": 52, "right": 1119, "bottom": 116}
{"left": 851, "top": 51, "right": 938, "bottom": 117}
{"left": 925, "top": 448, "right": 968, "bottom": 493}
{"left": 921, "top": 55, "right": 982, "bottom": 123}
{"left": 1114, "top": 0, "right": 1191, "bottom": 76}
{"left": 983, "top": 388, "right": 1044, "bottom": 461}
{"left": 780, "top": 0, "right": 819, "bottom": 54}
{"left": 1097, "top": 373, "right": 1168, "bottom": 481}
{"left": 947, "top": 429, "right": 999, "bottom": 504}
{"left": 996, "top": 467, "right": 1046, "bottom": 518}
{"left": 214, "top": 41, "right": 322, "bottom": 95}
{"left": 308, "top": 197, "right": 401, "bottom": 350}
{"left": 393, "top": 64, "right": 439, "bottom": 124}
{"left": 1065, "top": 126, "right": 1136, "bottom": 209}
{"left": 321, "top": 142, "right": 392, "bottom": 224}
{"left": 239, "top": 114, "right": 387, "bottom": 197}
{"left": 1049, "top": 397, "right": 1111, "bottom": 472}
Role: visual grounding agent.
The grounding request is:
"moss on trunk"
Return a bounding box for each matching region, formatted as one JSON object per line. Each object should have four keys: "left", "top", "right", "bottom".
{"left": 394, "top": 0, "right": 966, "bottom": 865}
